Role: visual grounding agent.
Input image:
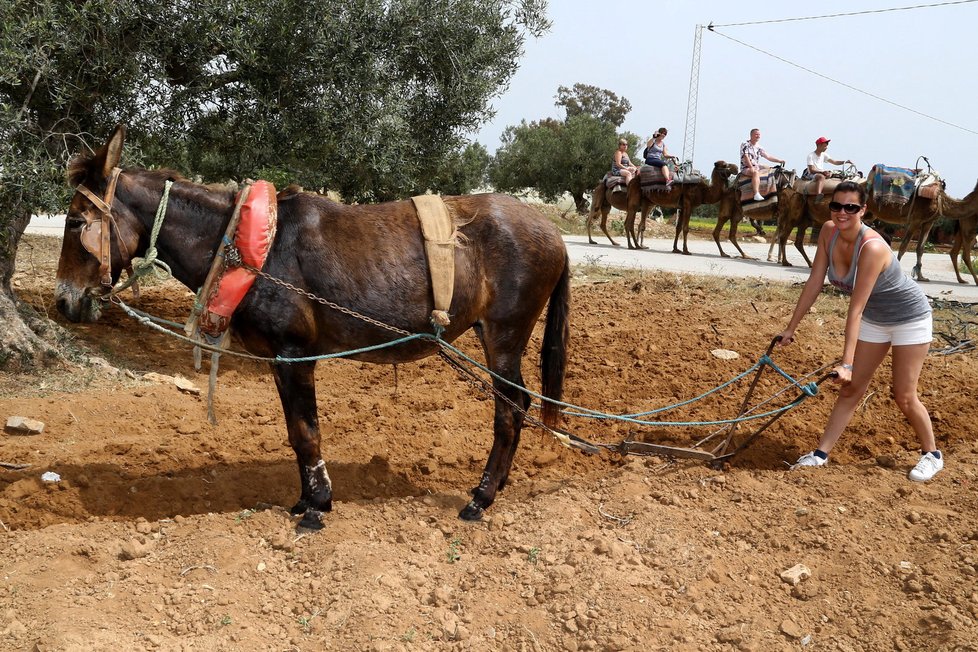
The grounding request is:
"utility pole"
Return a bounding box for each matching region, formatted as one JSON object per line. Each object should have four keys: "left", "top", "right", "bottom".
{"left": 682, "top": 23, "right": 711, "bottom": 165}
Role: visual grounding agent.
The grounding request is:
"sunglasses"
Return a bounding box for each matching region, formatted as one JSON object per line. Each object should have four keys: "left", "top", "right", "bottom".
{"left": 828, "top": 201, "right": 862, "bottom": 214}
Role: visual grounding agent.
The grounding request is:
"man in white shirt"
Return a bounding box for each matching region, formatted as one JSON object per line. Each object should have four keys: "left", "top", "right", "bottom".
{"left": 740, "top": 128, "right": 785, "bottom": 202}
{"left": 804, "top": 137, "right": 850, "bottom": 203}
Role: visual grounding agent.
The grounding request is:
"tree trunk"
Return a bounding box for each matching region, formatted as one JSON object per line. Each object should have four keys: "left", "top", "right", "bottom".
{"left": 572, "top": 190, "right": 588, "bottom": 215}
{"left": 0, "top": 211, "right": 60, "bottom": 370}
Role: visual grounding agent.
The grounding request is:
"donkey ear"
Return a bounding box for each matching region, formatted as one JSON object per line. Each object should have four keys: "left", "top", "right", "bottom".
{"left": 100, "top": 124, "right": 126, "bottom": 178}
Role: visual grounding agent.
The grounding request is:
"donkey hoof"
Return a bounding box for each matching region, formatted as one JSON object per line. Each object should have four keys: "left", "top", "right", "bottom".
{"left": 458, "top": 501, "right": 484, "bottom": 521}
{"left": 297, "top": 509, "right": 325, "bottom": 531}
{"left": 289, "top": 499, "right": 309, "bottom": 516}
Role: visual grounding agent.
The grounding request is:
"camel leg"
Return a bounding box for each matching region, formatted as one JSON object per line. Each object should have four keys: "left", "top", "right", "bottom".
{"left": 728, "top": 218, "right": 751, "bottom": 259}
{"left": 672, "top": 206, "right": 683, "bottom": 253}
{"left": 950, "top": 228, "right": 965, "bottom": 284}
{"left": 778, "top": 223, "right": 794, "bottom": 267}
{"left": 586, "top": 205, "right": 597, "bottom": 244}
{"left": 600, "top": 207, "right": 619, "bottom": 247}
{"left": 794, "top": 224, "right": 813, "bottom": 267}
{"left": 766, "top": 221, "right": 780, "bottom": 262}
{"left": 912, "top": 221, "right": 934, "bottom": 282}
{"left": 635, "top": 204, "right": 650, "bottom": 250}
{"left": 965, "top": 233, "right": 978, "bottom": 285}
{"left": 712, "top": 200, "right": 733, "bottom": 258}
{"left": 712, "top": 217, "right": 729, "bottom": 258}
{"left": 679, "top": 196, "right": 693, "bottom": 255}
{"left": 952, "top": 227, "right": 978, "bottom": 284}
{"left": 624, "top": 206, "right": 638, "bottom": 250}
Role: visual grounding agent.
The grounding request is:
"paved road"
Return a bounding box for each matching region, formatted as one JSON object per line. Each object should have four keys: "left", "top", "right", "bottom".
{"left": 564, "top": 234, "right": 978, "bottom": 302}
{"left": 26, "top": 214, "right": 978, "bottom": 301}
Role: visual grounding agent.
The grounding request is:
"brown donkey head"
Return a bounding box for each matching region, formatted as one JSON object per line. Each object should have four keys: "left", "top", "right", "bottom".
{"left": 55, "top": 125, "right": 137, "bottom": 322}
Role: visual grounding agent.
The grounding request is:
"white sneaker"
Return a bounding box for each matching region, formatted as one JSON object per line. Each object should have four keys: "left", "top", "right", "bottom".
{"left": 908, "top": 452, "right": 944, "bottom": 482}
{"left": 791, "top": 451, "right": 827, "bottom": 470}
{"left": 752, "top": 193, "right": 765, "bottom": 202}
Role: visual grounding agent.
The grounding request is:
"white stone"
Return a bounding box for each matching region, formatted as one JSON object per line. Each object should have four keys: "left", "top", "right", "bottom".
{"left": 780, "top": 563, "right": 812, "bottom": 585}
{"left": 5, "top": 416, "right": 45, "bottom": 435}
{"left": 710, "top": 349, "right": 740, "bottom": 360}
{"left": 174, "top": 376, "right": 201, "bottom": 395}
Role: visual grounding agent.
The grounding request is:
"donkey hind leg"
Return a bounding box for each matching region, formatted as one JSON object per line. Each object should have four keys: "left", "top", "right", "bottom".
{"left": 459, "top": 324, "right": 531, "bottom": 521}
{"left": 272, "top": 361, "right": 333, "bottom": 530}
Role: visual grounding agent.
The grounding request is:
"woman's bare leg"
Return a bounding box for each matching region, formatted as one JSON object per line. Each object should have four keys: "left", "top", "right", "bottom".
{"left": 815, "top": 340, "right": 891, "bottom": 454}
{"left": 890, "top": 342, "right": 935, "bottom": 451}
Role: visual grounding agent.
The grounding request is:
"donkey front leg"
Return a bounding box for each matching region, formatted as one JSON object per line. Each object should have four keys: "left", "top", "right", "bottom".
{"left": 272, "top": 361, "right": 332, "bottom": 530}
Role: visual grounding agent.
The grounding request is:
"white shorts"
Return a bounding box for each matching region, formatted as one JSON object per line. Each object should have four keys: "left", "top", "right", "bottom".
{"left": 859, "top": 315, "right": 933, "bottom": 346}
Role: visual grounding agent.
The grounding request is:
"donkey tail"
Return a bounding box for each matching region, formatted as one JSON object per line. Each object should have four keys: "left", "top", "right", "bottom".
{"left": 540, "top": 253, "right": 570, "bottom": 428}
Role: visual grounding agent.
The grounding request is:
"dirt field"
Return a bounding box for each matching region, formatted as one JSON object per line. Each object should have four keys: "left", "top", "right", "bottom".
{"left": 2, "top": 234, "right": 978, "bottom": 651}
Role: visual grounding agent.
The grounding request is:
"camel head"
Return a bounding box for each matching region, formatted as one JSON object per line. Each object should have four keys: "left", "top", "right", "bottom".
{"left": 713, "top": 161, "right": 738, "bottom": 181}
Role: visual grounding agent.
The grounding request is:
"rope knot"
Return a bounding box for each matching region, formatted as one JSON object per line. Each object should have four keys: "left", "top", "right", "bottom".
{"left": 430, "top": 310, "right": 451, "bottom": 329}
{"left": 800, "top": 382, "right": 819, "bottom": 397}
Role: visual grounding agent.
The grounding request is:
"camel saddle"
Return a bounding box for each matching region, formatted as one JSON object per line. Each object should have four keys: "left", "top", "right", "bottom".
{"left": 603, "top": 173, "right": 627, "bottom": 191}
{"left": 638, "top": 163, "right": 674, "bottom": 189}
{"left": 735, "top": 169, "right": 779, "bottom": 211}
{"left": 793, "top": 175, "right": 867, "bottom": 198}
{"left": 792, "top": 177, "right": 844, "bottom": 196}
{"left": 410, "top": 195, "right": 471, "bottom": 328}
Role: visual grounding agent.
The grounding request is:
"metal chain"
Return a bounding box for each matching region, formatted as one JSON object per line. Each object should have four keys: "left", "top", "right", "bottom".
{"left": 227, "top": 246, "right": 411, "bottom": 337}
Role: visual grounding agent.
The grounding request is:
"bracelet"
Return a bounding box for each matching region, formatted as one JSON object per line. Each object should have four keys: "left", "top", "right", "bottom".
{"left": 841, "top": 363, "right": 853, "bottom": 370}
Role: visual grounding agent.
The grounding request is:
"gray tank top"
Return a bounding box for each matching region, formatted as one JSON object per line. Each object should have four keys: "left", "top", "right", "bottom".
{"left": 826, "top": 225, "right": 931, "bottom": 325}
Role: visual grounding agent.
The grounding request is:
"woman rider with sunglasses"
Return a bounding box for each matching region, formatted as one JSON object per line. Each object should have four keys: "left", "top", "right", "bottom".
{"left": 776, "top": 181, "right": 942, "bottom": 482}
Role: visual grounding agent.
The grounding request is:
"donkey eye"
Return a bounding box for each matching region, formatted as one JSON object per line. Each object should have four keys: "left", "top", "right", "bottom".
{"left": 65, "top": 216, "right": 87, "bottom": 232}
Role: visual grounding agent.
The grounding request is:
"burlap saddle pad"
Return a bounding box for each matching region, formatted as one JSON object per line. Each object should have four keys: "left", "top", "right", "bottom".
{"left": 792, "top": 177, "right": 845, "bottom": 196}
{"left": 410, "top": 195, "right": 471, "bottom": 328}
{"left": 604, "top": 174, "right": 626, "bottom": 190}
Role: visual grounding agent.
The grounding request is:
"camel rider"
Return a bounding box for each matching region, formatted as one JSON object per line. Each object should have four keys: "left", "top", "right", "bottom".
{"left": 804, "top": 136, "right": 851, "bottom": 203}
{"left": 611, "top": 138, "right": 639, "bottom": 189}
{"left": 740, "top": 128, "right": 785, "bottom": 202}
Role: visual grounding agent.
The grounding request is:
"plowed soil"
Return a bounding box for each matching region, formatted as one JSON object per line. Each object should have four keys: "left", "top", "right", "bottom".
{"left": 2, "top": 234, "right": 977, "bottom": 651}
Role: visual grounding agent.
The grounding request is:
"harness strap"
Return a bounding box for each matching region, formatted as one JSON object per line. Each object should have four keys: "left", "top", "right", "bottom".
{"left": 75, "top": 167, "right": 122, "bottom": 287}
{"left": 411, "top": 195, "right": 468, "bottom": 328}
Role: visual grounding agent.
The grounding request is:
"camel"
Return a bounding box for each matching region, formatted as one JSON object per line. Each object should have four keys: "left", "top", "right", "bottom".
{"left": 619, "top": 161, "right": 738, "bottom": 253}
{"left": 586, "top": 178, "right": 639, "bottom": 247}
{"left": 949, "top": 180, "right": 978, "bottom": 284}
{"left": 767, "top": 186, "right": 824, "bottom": 267}
{"left": 772, "top": 178, "right": 978, "bottom": 282}
{"left": 711, "top": 167, "right": 795, "bottom": 259}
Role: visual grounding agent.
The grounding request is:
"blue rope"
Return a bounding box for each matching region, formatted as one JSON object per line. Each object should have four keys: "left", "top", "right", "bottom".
{"left": 431, "top": 338, "right": 819, "bottom": 427}
{"left": 113, "top": 298, "right": 820, "bottom": 428}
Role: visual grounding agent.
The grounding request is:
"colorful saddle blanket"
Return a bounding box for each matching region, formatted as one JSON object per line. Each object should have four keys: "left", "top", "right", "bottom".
{"left": 735, "top": 168, "right": 778, "bottom": 203}
{"left": 869, "top": 164, "right": 916, "bottom": 207}
{"left": 604, "top": 173, "right": 626, "bottom": 190}
{"left": 869, "top": 163, "right": 942, "bottom": 205}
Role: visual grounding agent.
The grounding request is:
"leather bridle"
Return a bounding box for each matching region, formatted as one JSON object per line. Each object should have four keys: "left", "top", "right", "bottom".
{"left": 73, "top": 167, "right": 135, "bottom": 289}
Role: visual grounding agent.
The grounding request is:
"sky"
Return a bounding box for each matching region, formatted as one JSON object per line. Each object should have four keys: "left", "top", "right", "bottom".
{"left": 474, "top": 0, "right": 978, "bottom": 197}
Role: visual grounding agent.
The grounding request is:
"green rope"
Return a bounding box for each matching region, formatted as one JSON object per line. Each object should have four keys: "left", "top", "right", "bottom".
{"left": 106, "top": 180, "right": 173, "bottom": 296}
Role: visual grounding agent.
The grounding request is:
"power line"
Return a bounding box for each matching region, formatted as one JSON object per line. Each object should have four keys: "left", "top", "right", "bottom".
{"left": 711, "top": 0, "right": 978, "bottom": 27}
{"left": 708, "top": 27, "right": 978, "bottom": 137}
